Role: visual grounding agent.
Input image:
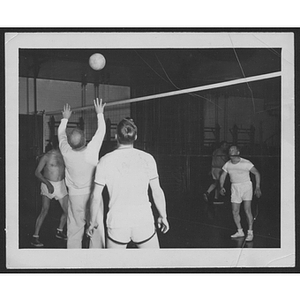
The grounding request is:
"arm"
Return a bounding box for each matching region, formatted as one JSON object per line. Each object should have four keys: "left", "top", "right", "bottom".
{"left": 34, "top": 155, "right": 54, "bottom": 193}
{"left": 86, "top": 99, "right": 106, "bottom": 164}
{"left": 58, "top": 103, "right": 72, "bottom": 154}
{"left": 86, "top": 183, "right": 105, "bottom": 236}
{"left": 86, "top": 113, "right": 106, "bottom": 153}
{"left": 250, "top": 166, "right": 262, "bottom": 198}
{"left": 149, "top": 177, "right": 169, "bottom": 234}
{"left": 219, "top": 170, "right": 228, "bottom": 196}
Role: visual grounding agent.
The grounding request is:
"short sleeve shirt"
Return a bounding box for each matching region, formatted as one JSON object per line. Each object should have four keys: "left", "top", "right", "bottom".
{"left": 95, "top": 148, "right": 158, "bottom": 210}
{"left": 222, "top": 158, "right": 254, "bottom": 184}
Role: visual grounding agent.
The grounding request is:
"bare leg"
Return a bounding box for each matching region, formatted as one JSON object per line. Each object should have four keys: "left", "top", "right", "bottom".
{"left": 214, "top": 189, "right": 218, "bottom": 199}
{"left": 57, "top": 195, "right": 68, "bottom": 230}
{"left": 33, "top": 195, "right": 51, "bottom": 236}
{"left": 214, "top": 178, "right": 221, "bottom": 199}
{"left": 243, "top": 201, "right": 253, "bottom": 231}
{"left": 231, "top": 203, "right": 242, "bottom": 230}
{"left": 207, "top": 181, "right": 217, "bottom": 194}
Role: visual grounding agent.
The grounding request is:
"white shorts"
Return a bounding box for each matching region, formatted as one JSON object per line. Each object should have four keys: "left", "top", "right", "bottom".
{"left": 107, "top": 203, "right": 156, "bottom": 244}
{"left": 41, "top": 180, "right": 68, "bottom": 200}
{"left": 231, "top": 181, "right": 253, "bottom": 204}
{"left": 107, "top": 222, "right": 156, "bottom": 244}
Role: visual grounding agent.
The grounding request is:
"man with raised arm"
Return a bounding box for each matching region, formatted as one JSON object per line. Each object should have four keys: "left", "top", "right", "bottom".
{"left": 58, "top": 98, "right": 106, "bottom": 248}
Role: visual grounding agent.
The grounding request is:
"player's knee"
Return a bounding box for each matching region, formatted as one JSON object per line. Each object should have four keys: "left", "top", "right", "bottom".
{"left": 41, "top": 206, "right": 50, "bottom": 215}
{"left": 245, "top": 209, "right": 253, "bottom": 217}
{"left": 243, "top": 204, "right": 252, "bottom": 214}
{"left": 61, "top": 205, "right": 68, "bottom": 214}
{"left": 232, "top": 208, "right": 239, "bottom": 216}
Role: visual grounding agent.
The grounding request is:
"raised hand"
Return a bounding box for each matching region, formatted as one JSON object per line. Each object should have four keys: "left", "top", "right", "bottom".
{"left": 62, "top": 103, "right": 72, "bottom": 119}
{"left": 94, "top": 98, "right": 106, "bottom": 114}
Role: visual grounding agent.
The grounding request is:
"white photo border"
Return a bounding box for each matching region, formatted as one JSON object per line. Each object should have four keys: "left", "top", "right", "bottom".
{"left": 5, "top": 31, "right": 295, "bottom": 269}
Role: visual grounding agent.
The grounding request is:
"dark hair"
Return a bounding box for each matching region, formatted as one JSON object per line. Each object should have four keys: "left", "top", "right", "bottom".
{"left": 230, "top": 145, "right": 240, "bottom": 152}
{"left": 68, "top": 128, "right": 86, "bottom": 149}
{"left": 116, "top": 118, "right": 137, "bottom": 145}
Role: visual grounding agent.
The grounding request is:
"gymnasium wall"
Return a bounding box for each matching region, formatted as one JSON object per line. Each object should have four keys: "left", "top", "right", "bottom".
{"left": 204, "top": 94, "right": 280, "bottom": 147}
{"left": 19, "top": 77, "right": 131, "bottom": 147}
{"left": 19, "top": 77, "right": 130, "bottom": 114}
{"left": 19, "top": 77, "right": 280, "bottom": 150}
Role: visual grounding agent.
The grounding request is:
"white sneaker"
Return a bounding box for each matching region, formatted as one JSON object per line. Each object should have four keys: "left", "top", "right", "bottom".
{"left": 245, "top": 232, "right": 254, "bottom": 242}
{"left": 231, "top": 231, "right": 245, "bottom": 238}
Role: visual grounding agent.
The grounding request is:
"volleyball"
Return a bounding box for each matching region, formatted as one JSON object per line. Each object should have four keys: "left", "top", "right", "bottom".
{"left": 89, "top": 53, "right": 106, "bottom": 70}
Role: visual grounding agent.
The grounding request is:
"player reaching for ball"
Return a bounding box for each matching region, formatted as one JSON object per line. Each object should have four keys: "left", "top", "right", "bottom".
{"left": 58, "top": 98, "right": 106, "bottom": 249}
{"left": 86, "top": 117, "right": 169, "bottom": 249}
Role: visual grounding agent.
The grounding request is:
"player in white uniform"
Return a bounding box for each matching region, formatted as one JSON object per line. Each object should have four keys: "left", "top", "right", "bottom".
{"left": 58, "top": 98, "right": 106, "bottom": 248}
{"left": 219, "top": 145, "right": 261, "bottom": 242}
{"left": 87, "top": 118, "right": 169, "bottom": 248}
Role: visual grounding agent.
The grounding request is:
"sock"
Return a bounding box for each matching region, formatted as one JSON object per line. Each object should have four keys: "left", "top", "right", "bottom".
{"left": 33, "top": 235, "right": 39, "bottom": 238}
{"left": 57, "top": 228, "right": 63, "bottom": 232}
{"left": 248, "top": 230, "right": 253, "bottom": 234}
{"left": 238, "top": 229, "right": 243, "bottom": 234}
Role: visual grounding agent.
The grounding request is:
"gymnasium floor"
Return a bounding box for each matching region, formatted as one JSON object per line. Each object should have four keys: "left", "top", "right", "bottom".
{"left": 160, "top": 191, "right": 280, "bottom": 248}
{"left": 19, "top": 172, "right": 280, "bottom": 250}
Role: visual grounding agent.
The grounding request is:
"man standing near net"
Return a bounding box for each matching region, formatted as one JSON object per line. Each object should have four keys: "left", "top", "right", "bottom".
{"left": 86, "top": 118, "right": 169, "bottom": 249}
{"left": 219, "top": 145, "right": 261, "bottom": 242}
{"left": 58, "top": 98, "right": 106, "bottom": 248}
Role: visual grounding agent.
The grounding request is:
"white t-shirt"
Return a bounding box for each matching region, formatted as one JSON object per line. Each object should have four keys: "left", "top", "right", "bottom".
{"left": 222, "top": 157, "right": 254, "bottom": 184}
{"left": 95, "top": 147, "right": 158, "bottom": 228}
{"left": 58, "top": 113, "right": 106, "bottom": 195}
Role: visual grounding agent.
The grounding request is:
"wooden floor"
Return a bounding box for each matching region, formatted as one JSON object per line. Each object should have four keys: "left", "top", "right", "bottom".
{"left": 19, "top": 154, "right": 280, "bottom": 250}
{"left": 159, "top": 193, "right": 280, "bottom": 248}
{"left": 19, "top": 188, "right": 280, "bottom": 249}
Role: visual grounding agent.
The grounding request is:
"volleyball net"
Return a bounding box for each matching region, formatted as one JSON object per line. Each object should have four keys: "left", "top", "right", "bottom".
{"left": 44, "top": 71, "right": 281, "bottom": 156}
{"left": 44, "top": 71, "right": 281, "bottom": 194}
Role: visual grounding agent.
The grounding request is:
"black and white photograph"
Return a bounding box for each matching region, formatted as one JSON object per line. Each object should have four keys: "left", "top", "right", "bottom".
{"left": 4, "top": 30, "right": 295, "bottom": 269}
